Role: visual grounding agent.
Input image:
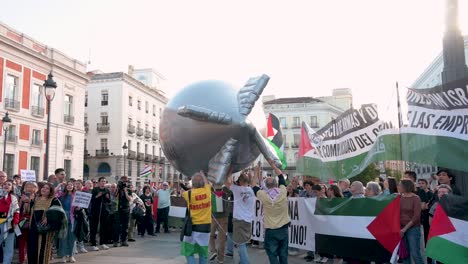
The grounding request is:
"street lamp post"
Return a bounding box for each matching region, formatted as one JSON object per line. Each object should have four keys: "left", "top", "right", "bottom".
{"left": 43, "top": 72, "right": 57, "bottom": 180}
{"left": 2, "top": 112, "right": 12, "bottom": 172}
{"left": 122, "top": 142, "right": 128, "bottom": 177}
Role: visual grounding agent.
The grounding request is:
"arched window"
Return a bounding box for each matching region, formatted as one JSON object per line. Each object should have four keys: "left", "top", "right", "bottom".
{"left": 97, "top": 162, "right": 111, "bottom": 176}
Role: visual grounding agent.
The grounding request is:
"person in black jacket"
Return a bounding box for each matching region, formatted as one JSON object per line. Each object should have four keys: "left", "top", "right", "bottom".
{"left": 116, "top": 176, "right": 132, "bottom": 247}
{"left": 89, "top": 177, "right": 110, "bottom": 251}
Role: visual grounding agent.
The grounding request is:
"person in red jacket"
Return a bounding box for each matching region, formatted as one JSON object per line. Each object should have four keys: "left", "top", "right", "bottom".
{"left": 0, "top": 179, "right": 20, "bottom": 264}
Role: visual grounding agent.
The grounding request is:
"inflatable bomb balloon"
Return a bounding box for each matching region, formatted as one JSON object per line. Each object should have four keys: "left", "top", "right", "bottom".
{"left": 160, "top": 75, "right": 282, "bottom": 185}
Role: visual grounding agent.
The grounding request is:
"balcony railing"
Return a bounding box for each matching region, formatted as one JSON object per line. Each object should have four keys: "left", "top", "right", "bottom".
{"left": 84, "top": 123, "right": 89, "bottom": 133}
{"left": 136, "top": 128, "right": 144, "bottom": 137}
{"left": 291, "top": 144, "right": 299, "bottom": 148}
{"left": 84, "top": 149, "right": 89, "bottom": 158}
{"left": 144, "top": 130, "right": 151, "bottom": 139}
{"left": 97, "top": 123, "right": 110, "bottom": 133}
{"left": 291, "top": 124, "right": 301, "bottom": 129}
{"left": 101, "top": 101, "right": 108, "bottom": 106}
{"left": 96, "top": 149, "right": 109, "bottom": 157}
{"left": 64, "top": 115, "right": 75, "bottom": 125}
{"left": 127, "top": 150, "right": 136, "bottom": 160}
{"left": 152, "top": 156, "right": 159, "bottom": 163}
{"left": 6, "top": 135, "right": 17, "bottom": 143}
{"left": 159, "top": 157, "right": 166, "bottom": 164}
{"left": 152, "top": 132, "right": 158, "bottom": 141}
{"left": 64, "top": 144, "right": 74, "bottom": 151}
{"left": 31, "top": 139, "right": 42, "bottom": 147}
{"left": 137, "top": 152, "right": 144, "bottom": 160}
{"left": 4, "top": 98, "right": 20, "bottom": 111}
{"left": 310, "top": 123, "right": 319, "bottom": 128}
{"left": 145, "top": 154, "right": 152, "bottom": 162}
{"left": 127, "top": 124, "right": 136, "bottom": 134}
{"left": 31, "top": 106, "right": 45, "bottom": 117}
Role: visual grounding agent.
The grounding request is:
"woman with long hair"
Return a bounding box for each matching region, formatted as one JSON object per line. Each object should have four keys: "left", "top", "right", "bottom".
{"left": 383, "top": 177, "right": 398, "bottom": 194}
{"left": 0, "top": 180, "right": 20, "bottom": 264}
{"left": 57, "top": 181, "right": 78, "bottom": 263}
{"left": 18, "top": 181, "right": 38, "bottom": 264}
{"left": 327, "top": 184, "right": 344, "bottom": 198}
{"left": 398, "top": 180, "right": 424, "bottom": 264}
{"left": 286, "top": 184, "right": 298, "bottom": 197}
{"left": 27, "top": 182, "right": 62, "bottom": 264}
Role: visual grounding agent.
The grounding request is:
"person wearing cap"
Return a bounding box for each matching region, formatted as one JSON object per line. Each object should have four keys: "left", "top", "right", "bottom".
{"left": 155, "top": 180, "right": 172, "bottom": 233}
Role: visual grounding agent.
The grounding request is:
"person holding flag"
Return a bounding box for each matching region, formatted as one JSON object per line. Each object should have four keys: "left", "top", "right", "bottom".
{"left": 266, "top": 114, "right": 287, "bottom": 170}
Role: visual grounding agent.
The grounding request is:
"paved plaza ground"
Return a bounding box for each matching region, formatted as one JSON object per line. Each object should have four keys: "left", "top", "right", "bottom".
{"left": 64, "top": 232, "right": 343, "bottom": 264}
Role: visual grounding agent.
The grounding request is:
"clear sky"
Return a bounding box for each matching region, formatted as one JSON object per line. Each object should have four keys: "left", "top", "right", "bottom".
{"left": 1, "top": 0, "right": 467, "bottom": 120}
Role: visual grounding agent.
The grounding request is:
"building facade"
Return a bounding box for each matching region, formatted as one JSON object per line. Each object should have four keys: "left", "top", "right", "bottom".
{"left": 262, "top": 89, "right": 352, "bottom": 176}
{"left": 411, "top": 36, "right": 468, "bottom": 88}
{"left": 85, "top": 67, "right": 172, "bottom": 186}
{"left": 0, "top": 22, "right": 88, "bottom": 180}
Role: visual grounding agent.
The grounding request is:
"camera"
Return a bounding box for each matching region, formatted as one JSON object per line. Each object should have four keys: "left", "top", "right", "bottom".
{"left": 118, "top": 181, "right": 128, "bottom": 190}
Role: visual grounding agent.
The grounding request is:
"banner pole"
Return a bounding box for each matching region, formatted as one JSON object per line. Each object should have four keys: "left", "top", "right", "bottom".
{"left": 395, "top": 82, "right": 406, "bottom": 172}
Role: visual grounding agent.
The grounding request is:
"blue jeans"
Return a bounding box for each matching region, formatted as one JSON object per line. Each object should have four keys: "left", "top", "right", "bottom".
{"left": 0, "top": 223, "right": 14, "bottom": 264}
{"left": 403, "top": 226, "right": 424, "bottom": 264}
{"left": 238, "top": 243, "right": 250, "bottom": 264}
{"left": 264, "top": 226, "right": 289, "bottom": 264}
{"left": 58, "top": 223, "right": 76, "bottom": 257}
{"left": 226, "top": 232, "right": 234, "bottom": 255}
{"left": 186, "top": 255, "right": 207, "bottom": 264}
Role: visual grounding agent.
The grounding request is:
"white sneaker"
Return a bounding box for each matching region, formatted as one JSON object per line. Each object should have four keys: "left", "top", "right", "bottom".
{"left": 59, "top": 257, "right": 67, "bottom": 263}
{"left": 68, "top": 256, "right": 76, "bottom": 263}
{"left": 313, "top": 256, "right": 322, "bottom": 262}
{"left": 78, "top": 246, "right": 88, "bottom": 253}
{"left": 100, "top": 244, "right": 109, "bottom": 250}
{"left": 90, "top": 246, "right": 100, "bottom": 251}
{"left": 319, "top": 257, "right": 328, "bottom": 263}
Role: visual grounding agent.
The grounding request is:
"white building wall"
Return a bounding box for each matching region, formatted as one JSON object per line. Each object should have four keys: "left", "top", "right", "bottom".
{"left": 85, "top": 72, "right": 169, "bottom": 185}
{"left": 263, "top": 100, "right": 344, "bottom": 177}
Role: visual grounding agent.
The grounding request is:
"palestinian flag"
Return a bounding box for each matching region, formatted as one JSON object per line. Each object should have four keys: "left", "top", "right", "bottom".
{"left": 298, "top": 122, "right": 314, "bottom": 158}
{"left": 139, "top": 165, "right": 152, "bottom": 178}
{"left": 266, "top": 113, "right": 287, "bottom": 169}
{"left": 211, "top": 190, "right": 224, "bottom": 213}
{"left": 426, "top": 195, "right": 468, "bottom": 264}
{"left": 314, "top": 195, "right": 401, "bottom": 262}
{"left": 181, "top": 227, "right": 210, "bottom": 258}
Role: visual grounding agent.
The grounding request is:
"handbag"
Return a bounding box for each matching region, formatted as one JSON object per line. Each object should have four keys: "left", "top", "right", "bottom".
{"left": 36, "top": 207, "right": 51, "bottom": 234}
{"left": 36, "top": 222, "right": 51, "bottom": 234}
{"left": 180, "top": 190, "right": 193, "bottom": 242}
{"left": 19, "top": 218, "right": 30, "bottom": 230}
{"left": 131, "top": 204, "right": 145, "bottom": 219}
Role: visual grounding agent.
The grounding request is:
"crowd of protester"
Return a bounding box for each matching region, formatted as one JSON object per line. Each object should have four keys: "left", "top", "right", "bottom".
{"left": 0, "top": 168, "right": 174, "bottom": 264}
{"left": 180, "top": 161, "right": 463, "bottom": 264}
{"left": 0, "top": 162, "right": 462, "bottom": 264}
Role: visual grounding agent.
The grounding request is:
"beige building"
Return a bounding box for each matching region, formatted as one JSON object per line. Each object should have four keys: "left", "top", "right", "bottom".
{"left": 0, "top": 21, "right": 88, "bottom": 180}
